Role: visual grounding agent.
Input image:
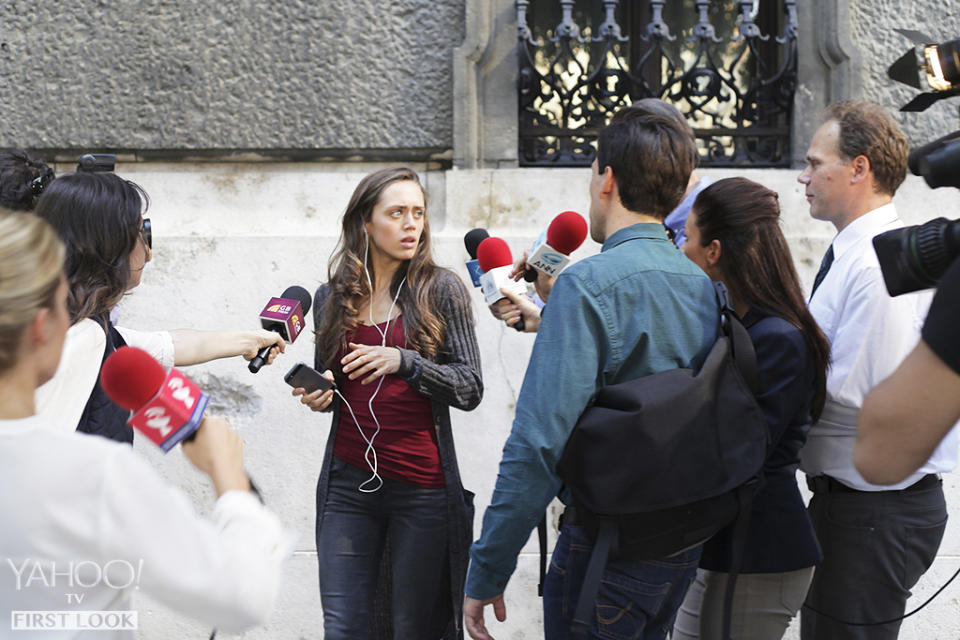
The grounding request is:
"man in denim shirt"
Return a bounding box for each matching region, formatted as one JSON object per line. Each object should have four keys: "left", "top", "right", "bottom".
{"left": 464, "top": 104, "right": 719, "bottom": 640}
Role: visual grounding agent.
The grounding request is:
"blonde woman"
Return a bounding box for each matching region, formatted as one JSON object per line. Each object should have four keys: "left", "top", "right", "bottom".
{"left": 0, "top": 210, "right": 289, "bottom": 633}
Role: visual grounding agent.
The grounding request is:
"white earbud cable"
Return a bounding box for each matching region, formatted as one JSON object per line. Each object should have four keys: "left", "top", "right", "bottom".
{"left": 337, "top": 231, "right": 405, "bottom": 493}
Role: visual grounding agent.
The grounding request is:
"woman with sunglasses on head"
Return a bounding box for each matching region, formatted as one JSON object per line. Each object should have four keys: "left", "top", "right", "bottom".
{"left": 0, "top": 210, "right": 289, "bottom": 632}
{"left": 293, "top": 167, "right": 482, "bottom": 639}
{"left": 0, "top": 149, "right": 55, "bottom": 211}
{"left": 33, "top": 172, "right": 285, "bottom": 444}
{"left": 672, "top": 177, "right": 831, "bottom": 640}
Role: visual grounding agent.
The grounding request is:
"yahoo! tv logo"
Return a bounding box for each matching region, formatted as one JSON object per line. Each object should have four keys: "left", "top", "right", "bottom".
{"left": 6, "top": 558, "right": 143, "bottom": 631}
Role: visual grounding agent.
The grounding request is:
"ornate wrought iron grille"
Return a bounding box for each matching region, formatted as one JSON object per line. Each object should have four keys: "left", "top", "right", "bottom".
{"left": 517, "top": 0, "right": 798, "bottom": 167}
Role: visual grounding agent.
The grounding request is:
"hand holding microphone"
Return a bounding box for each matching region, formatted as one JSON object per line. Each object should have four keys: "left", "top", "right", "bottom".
{"left": 181, "top": 416, "right": 251, "bottom": 497}
{"left": 102, "top": 346, "right": 251, "bottom": 494}
{"left": 518, "top": 211, "right": 588, "bottom": 301}
{"left": 497, "top": 286, "right": 543, "bottom": 333}
{"left": 522, "top": 211, "right": 588, "bottom": 280}
{"left": 249, "top": 285, "right": 312, "bottom": 373}
{"left": 477, "top": 237, "right": 528, "bottom": 332}
{"left": 243, "top": 330, "right": 288, "bottom": 362}
{"left": 509, "top": 249, "right": 556, "bottom": 302}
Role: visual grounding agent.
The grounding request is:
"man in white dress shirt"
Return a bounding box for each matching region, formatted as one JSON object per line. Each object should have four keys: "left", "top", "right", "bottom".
{"left": 797, "top": 101, "right": 957, "bottom": 639}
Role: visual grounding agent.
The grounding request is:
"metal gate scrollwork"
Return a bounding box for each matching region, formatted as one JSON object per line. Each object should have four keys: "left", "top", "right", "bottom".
{"left": 517, "top": 0, "right": 798, "bottom": 167}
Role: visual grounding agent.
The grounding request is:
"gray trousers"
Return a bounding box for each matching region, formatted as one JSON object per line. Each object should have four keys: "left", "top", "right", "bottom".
{"left": 800, "top": 475, "right": 947, "bottom": 640}
{"left": 672, "top": 567, "right": 814, "bottom": 640}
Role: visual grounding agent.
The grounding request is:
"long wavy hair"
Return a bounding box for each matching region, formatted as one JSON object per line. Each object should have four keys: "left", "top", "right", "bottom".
{"left": 34, "top": 172, "right": 148, "bottom": 325}
{"left": 690, "top": 177, "right": 831, "bottom": 420}
{"left": 316, "top": 167, "right": 456, "bottom": 379}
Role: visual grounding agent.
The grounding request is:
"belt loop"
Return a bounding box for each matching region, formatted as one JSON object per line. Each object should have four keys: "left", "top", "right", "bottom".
{"left": 806, "top": 475, "right": 827, "bottom": 494}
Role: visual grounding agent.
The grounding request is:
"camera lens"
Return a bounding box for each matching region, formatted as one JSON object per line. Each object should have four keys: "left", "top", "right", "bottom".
{"left": 874, "top": 217, "right": 960, "bottom": 295}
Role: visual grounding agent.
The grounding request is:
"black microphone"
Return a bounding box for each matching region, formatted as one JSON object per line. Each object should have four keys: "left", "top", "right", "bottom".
{"left": 464, "top": 228, "right": 489, "bottom": 288}
{"left": 249, "top": 285, "right": 312, "bottom": 373}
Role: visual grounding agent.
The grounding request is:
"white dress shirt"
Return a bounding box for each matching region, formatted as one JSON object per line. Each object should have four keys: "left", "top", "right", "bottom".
{"left": 34, "top": 320, "right": 175, "bottom": 434}
{"left": 0, "top": 415, "right": 293, "bottom": 638}
{"left": 800, "top": 203, "right": 959, "bottom": 490}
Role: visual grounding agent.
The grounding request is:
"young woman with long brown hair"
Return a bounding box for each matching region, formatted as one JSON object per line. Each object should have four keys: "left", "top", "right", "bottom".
{"left": 293, "top": 167, "right": 483, "bottom": 639}
{"left": 673, "top": 177, "right": 831, "bottom": 639}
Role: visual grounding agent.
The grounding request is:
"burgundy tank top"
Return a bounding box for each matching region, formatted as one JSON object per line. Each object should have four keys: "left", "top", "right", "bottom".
{"left": 333, "top": 316, "right": 444, "bottom": 488}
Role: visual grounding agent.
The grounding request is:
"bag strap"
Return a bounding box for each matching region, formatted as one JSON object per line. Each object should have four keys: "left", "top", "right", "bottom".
{"left": 720, "top": 479, "right": 759, "bottom": 640}
{"left": 714, "top": 281, "right": 759, "bottom": 394}
{"left": 571, "top": 520, "right": 618, "bottom": 637}
{"left": 537, "top": 514, "right": 548, "bottom": 596}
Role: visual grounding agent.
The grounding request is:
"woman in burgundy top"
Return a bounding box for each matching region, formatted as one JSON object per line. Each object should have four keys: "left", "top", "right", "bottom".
{"left": 293, "top": 167, "right": 483, "bottom": 640}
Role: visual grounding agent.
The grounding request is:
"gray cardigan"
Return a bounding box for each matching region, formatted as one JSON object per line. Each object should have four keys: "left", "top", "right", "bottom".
{"left": 313, "top": 268, "right": 483, "bottom": 639}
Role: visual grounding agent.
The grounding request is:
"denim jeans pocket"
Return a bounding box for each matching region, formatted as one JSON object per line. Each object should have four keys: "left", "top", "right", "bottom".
{"left": 545, "top": 526, "right": 594, "bottom": 625}
{"left": 594, "top": 568, "right": 672, "bottom": 640}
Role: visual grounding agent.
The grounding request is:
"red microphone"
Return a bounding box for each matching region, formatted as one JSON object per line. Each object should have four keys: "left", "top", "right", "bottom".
{"left": 524, "top": 211, "right": 588, "bottom": 281}
{"left": 101, "top": 346, "right": 210, "bottom": 452}
{"left": 477, "top": 237, "right": 528, "bottom": 331}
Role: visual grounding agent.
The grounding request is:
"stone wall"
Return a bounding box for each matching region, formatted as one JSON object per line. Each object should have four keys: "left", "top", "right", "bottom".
{"left": 0, "top": 1, "right": 464, "bottom": 156}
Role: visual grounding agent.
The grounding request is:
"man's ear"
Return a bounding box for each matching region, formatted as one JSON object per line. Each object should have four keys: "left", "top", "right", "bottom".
{"left": 850, "top": 154, "right": 871, "bottom": 185}
{"left": 706, "top": 239, "right": 722, "bottom": 268}
{"left": 600, "top": 165, "right": 616, "bottom": 199}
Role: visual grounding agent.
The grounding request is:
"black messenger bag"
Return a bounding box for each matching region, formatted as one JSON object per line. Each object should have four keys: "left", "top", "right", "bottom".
{"left": 551, "top": 282, "right": 769, "bottom": 640}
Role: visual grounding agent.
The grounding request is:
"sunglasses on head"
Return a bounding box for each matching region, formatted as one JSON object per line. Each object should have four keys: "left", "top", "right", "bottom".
{"left": 30, "top": 171, "right": 53, "bottom": 197}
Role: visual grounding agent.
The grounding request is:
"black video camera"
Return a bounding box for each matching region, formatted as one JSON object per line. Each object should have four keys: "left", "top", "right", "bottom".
{"left": 873, "top": 218, "right": 960, "bottom": 296}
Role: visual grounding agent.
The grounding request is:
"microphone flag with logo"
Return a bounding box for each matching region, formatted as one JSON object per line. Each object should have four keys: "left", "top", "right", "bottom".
{"left": 249, "top": 285, "right": 312, "bottom": 373}
{"left": 524, "top": 211, "right": 588, "bottom": 281}
{"left": 101, "top": 346, "right": 210, "bottom": 452}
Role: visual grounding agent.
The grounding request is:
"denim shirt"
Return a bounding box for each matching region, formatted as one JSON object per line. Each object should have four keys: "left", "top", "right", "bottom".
{"left": 466, "top": 223, "right": 718, "bottom": 599}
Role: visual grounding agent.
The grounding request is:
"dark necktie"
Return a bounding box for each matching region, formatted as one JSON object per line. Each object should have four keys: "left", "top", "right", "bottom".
{"left": 810, "top": 244, "right": 834, "bottom": 301}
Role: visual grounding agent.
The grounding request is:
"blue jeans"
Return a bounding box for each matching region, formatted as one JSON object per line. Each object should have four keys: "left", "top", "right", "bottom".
{"left": 317, "top": 457, "right": 448, "bottom": 640}
{"left": 543, "top": 524, "right": 701, "bottom": 640}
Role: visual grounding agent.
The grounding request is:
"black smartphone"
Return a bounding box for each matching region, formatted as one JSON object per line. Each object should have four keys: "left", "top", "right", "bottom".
{"left": 284, "top": 362, "right": 336, "bottom": 393}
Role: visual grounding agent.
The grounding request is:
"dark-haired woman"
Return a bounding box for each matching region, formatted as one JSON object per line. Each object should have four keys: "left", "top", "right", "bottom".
{"left": 0, "top": 149, "right": 55, "bottom": 211}
{"left": 672, "top": 178, "right": 831, "bottom": 639}
{"left": 34, "top": 172, "right": 284, "bottom": 444}
{"left": 293, "top": 167, "right": 482, "bottom": 639}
